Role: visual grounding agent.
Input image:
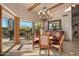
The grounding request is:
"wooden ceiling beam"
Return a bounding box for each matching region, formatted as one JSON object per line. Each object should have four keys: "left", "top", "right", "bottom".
{"left": 28, "top": 3, "right": 41, "bottom": 11}
{"left": 48, "top": 3, "right": 64, "bottom": 10}
{"left": 2, "top": 4, "right": 18, "bottom": 17}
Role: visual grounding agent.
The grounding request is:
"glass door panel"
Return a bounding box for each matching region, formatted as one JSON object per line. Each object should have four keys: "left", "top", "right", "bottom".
{"left": 20, "top": 20, "right": 33, "bottom": 44}
{"left": 2, "top": 17, "right": 14, "bottom": 52}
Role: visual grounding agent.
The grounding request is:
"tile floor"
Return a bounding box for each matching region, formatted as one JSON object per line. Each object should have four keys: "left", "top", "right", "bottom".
{"left": 4, "top": 39, "right": 79, "bottom": 56}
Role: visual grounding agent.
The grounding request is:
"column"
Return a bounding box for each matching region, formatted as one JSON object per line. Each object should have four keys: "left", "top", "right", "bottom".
{"left": 14, "top": 16, "right": 20, "bottom": 44}
{"left": 0, "top": 5, "right": 2, "bottom": 53}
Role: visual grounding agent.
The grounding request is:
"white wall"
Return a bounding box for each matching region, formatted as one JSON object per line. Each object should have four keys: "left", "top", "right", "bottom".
{"left": 49, "top": 8, "right": 72, "bottom": 41}
{"left": 62, "top": 11, "right": 72, "bottom": 41}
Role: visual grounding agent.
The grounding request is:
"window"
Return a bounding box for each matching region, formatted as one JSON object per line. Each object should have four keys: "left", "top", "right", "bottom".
{"left": 48, "top": 20, "right": 61, "bottom": 30}
{"left": 2, "top": 17, "right": 14, "bottom": 52}
{"left": 20, "top": 20, "right": 33, "bottom": 42}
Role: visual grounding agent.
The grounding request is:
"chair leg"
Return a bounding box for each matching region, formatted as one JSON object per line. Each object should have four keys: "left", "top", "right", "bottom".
{"left": 33, "top": 47, "right": 34, "bottom": 50}
{"left": 61, "top": 46, "right": 63, "bottom": 52}
{"left": 59, "top": 47, "right": 62, "bottom": 55}
{"left": 48, "top": 49, "right": 50, "bottom": 56}
{"left": 32, "top": 44, "right": 34, "bottom": 50}
{"left": 39, "top": 49, "right": 41, "bottom": 55}
{"left": 45, "top": 50, "right": 47, "bottom": 54}
{"left": 32, "top": 41, "right": 34, "bottom": 50}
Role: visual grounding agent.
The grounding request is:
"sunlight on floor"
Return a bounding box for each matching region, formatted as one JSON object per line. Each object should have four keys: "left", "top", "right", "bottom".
{"left": 5, "top": 39, "right": 79, "bottom": 56}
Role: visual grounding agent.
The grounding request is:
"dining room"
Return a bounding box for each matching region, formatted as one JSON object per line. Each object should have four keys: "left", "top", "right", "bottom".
{"left": 0, "top": 3, "right": 79, "bottom": 56}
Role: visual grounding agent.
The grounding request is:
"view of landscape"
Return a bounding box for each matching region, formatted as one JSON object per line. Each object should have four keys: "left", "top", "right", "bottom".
{"left": 2, "top": 17, "right": 14, "bottom": 52}
{"left": 20, "top": 20, "right": 33, "bottom": 43}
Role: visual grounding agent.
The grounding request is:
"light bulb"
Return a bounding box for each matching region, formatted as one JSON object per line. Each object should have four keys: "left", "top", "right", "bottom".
{"left": 42, "top": 11, "right": 45, "bottom": 14}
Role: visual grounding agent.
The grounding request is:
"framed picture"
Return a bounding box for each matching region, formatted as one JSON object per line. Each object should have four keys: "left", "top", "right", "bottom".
{"left": 48, "top": 20, "right": 61, "bottom": 30}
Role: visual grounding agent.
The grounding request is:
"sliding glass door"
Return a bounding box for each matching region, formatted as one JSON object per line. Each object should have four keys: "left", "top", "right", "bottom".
{"left": 2, "top": 17, "right": 14, "bottom": 52}
{"left": 20, "top": 20, "right": 33, "bottom": 44}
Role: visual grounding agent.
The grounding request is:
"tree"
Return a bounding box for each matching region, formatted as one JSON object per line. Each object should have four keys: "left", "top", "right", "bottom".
{"left": 35, "top": 22, "right": 43, "bottom": 32}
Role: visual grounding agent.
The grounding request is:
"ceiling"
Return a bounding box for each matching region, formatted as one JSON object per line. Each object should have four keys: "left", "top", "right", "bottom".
{"left": 1, "top": 3, "right": 78, "bottom": 21}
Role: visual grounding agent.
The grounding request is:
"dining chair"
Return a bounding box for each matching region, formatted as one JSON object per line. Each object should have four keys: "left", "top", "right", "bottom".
{"left": 51, "top": 31, "right": 65, "bottom": 55}
{"left": 32, "top": 32, "right": 40, "bottom": 50}
{"left": 45, "top": 31, "right": 52, "bottom": 36}
{"left": 39, "top": 34, "right": 51, "bottom": 55}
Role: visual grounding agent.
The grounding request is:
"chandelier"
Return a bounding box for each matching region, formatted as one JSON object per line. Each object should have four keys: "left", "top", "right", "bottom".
{"left": 38, "top": 7, "right": 52, "bottom": 21}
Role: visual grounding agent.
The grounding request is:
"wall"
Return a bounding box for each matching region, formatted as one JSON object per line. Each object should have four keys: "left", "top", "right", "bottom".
{"left": 62, "top": 11, "right": 72, "bottom": 41}
{"left": 49, "top": 7, "right": 72, "bottom": 41}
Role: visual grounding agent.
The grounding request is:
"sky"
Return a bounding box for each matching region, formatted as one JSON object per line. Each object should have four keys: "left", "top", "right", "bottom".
{"left": 2, "top": 17, "right": 33, "bottom": 28}
{"left": 20, "top": 21, "right": 33, "bottom": 28}
{"left": 2, "top": 18, "right": 8, "bottom": 27}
